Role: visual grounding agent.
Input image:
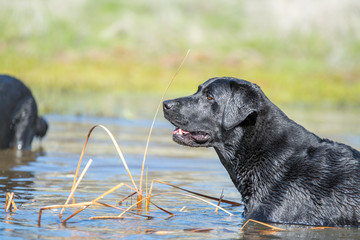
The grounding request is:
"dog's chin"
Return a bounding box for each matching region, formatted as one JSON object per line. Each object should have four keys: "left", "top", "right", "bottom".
{"left": 172, "top": 128, "right": 211, "bottom": 147}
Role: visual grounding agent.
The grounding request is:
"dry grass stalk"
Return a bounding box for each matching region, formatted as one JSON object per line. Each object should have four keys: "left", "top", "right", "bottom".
{"left": 148, "top": 192, "right": 234, "bottom": 216}
{"left": 118, "top": 191, "right": 137, "bottom": 205}
{"left": 240, "top": 219, "right": 284, "bottom": 232}
{"left": 310, "top": 226, "right": 339, "bottom": 230}
{"left": 71, "top": 125, "right": 138, "bottom": 194}
{"left": 5, "top": 192, "right": 17, "bottom": 212}
{"left": 90, "top": 201, "right": 153, "bottom": 220}
{"left": 62, "top": 182, "right": 134, "bottom": 222}
{"left": 185, "top": 228, "right": 214, "bottom": 232}
{"left": 138, "top": 49, "right": 191, "bottom": 206}
{"left": 179, "top": 206, "right": 186, "bottom": 212}
{"left": 146, "top": 179, "right": 242, "bottom": 211}
{"left": 62, "top": 205, "right": 89, "bottom": 223}
{"left": 149, "top": 200, "right": 174, "bottom": 216}
{"left": 59, "top": 158, "right": 93, "bottom": 220}
{"left": 38, "top": 201, "right": 93, "bottom": 226}
{"left": 38, "top": 181, "right": 136, "bottom": 226}
{"left": 94, "top": 190, "right": 233, "bottom": 220}
{"left": 215, "top": 189, "right": 224, "bottom": 214}
{"left": 37, "top": 125, "right": 238, "bottom": 225}
{"left": 240, "top": 219, "right": 340, "bottom": 234}
{"left": 89, "top": 180, "right": 237, "bottom": 220}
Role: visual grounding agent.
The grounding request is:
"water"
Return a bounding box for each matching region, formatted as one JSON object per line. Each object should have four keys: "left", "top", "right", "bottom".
{"left": 0, "top": 109, "right": 359, "bottom": 239}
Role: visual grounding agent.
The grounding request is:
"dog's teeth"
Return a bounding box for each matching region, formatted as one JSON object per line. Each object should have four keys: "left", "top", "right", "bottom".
{"left": 174, "top": 128, "right": 190, "bottom": 135}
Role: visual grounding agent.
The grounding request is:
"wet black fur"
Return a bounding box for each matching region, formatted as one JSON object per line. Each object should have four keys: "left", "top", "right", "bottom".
{"left": 163, "top": 77, "right": 360, "bottom": 226}
{"left": 0, "top": 75, "right": 48, "bottom": 150}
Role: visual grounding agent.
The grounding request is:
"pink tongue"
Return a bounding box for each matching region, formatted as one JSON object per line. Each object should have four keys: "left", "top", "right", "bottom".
{"left": 173, "top": 128, "right": 190, "bottom": 135}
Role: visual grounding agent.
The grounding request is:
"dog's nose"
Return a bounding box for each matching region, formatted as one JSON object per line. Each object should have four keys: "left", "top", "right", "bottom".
{"left": 163, "top": 100, "right": 175, "bottom": 110}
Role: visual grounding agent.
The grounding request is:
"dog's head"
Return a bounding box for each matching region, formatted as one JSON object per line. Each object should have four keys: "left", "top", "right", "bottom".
{"left": 163, "top": 77, "right": 263, "bottom": 147}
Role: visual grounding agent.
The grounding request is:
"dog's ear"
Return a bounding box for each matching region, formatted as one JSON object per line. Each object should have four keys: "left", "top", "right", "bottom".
{"left": 222, "top": 81, "right": 259, "bottom": 130}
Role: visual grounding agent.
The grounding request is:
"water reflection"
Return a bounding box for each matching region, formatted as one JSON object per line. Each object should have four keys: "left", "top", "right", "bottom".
{"left": 0, "top": 149, "right": 41, "bottom": 202}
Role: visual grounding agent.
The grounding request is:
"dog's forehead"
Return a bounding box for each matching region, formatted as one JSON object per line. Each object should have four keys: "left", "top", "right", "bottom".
{"left": 199, "top": 77, "right": 255, "bottom": 92}
{"left": 199, "top": 77, "right": 229, "bottom": 91}
{"left": 202, "top": 77, "right": 226, "bottom": 87}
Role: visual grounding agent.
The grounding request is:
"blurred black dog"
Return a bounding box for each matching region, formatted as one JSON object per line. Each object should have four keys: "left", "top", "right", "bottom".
{"left": 0, "top": 75, "right": 48, "bottom": 150}
{"left": 163, "top": 77, "right": 360, "bottom": 226}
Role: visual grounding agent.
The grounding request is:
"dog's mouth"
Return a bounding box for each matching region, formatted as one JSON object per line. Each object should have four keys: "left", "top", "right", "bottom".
{"left": 172, "top": 127, "right": 211, "bottom": 146}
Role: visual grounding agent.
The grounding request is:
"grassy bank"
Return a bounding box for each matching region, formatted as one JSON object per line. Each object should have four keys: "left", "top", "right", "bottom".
{"left": 1, "top": 0, "right": 359, "bottom": 116}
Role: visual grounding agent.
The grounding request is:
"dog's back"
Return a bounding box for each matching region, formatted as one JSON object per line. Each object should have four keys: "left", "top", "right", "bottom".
{"left": 0, "top": 75, "right": 48, "bottom": 149}
{"left": 243, "top": 105, "right": 360, "bottom": 226}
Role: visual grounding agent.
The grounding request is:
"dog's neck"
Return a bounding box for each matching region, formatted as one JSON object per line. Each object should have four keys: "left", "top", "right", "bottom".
{"left": 214, "top": 103, "right": 317, "bottom": 213}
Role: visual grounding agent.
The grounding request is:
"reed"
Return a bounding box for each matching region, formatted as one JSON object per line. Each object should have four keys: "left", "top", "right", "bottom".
{"left": 37, "top": 124, "right": 240, "bottom": 225}
{"left": 5, "top": 192, "right": 17, "bottom": 212}
{"left": 138, "top": 49, "right": 191, "bottom": 207}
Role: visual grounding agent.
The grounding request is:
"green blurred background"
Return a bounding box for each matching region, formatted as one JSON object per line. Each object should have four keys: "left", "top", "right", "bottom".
{"left": 1, "top": 0, "right": 359, "bottom": 118}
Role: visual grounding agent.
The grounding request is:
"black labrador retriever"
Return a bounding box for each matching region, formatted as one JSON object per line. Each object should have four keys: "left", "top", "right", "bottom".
{"left": 0, "top": 75, "right": 48, "bottom": 150}
{"left": 163, "top": 77, "right": 360, "bottom": 226}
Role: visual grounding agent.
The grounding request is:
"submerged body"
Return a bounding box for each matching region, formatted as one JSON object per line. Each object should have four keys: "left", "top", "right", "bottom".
{"left": 163, "top": 77, "right": 360, "bottom": 226}
{"left": 0, "top": 75, "right": 48, "bottom": 150}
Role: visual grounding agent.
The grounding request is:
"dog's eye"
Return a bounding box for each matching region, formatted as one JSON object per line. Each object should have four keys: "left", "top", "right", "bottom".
{"left": 206, "top": 94, "right": 213, "bottom": 101}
